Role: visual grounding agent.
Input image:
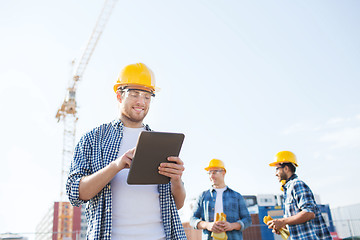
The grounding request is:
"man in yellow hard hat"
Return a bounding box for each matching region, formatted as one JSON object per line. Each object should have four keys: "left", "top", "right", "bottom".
{"left": 67, "top": 63, "right": 187, "bottom": 240}
{"left": 190, "top": 159, "right": 252, "bottom": 240}
{"left": 266, "top": 151, "right": 332, "bottom": 240}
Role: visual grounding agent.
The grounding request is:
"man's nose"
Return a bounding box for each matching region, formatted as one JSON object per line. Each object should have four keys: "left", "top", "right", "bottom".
{"left": 135, "top": 95, "right": 146, "bottom": 105}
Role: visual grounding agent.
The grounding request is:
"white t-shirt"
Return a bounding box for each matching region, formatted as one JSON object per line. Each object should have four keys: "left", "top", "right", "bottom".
{"left": 214, "top": 187, "right": 227, "bottom": 220}
{"left": 111, "top": 127, "right": 165, "bottom": 240}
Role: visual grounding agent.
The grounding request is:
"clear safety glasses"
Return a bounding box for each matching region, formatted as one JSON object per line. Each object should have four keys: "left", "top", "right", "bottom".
{"left": 207, "top": 170, "right": 224, "bottom": 175}
{"left": 275, "top": 165, "right": 285, "bottom": 171}
{"left": 123, "top": 89, "right": 155, "bottom": 103}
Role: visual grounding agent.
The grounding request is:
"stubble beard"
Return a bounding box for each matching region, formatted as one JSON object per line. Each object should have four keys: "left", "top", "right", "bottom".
{"left": 279, "top": 172, "right": 288, "bottom": 182}
{"left": 121, "top": 105, "right": 149, "bottom": 125}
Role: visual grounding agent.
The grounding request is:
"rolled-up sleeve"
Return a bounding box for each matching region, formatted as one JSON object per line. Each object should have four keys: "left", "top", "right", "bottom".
{"left": 190, "top": 193, "right": 204, "bottom": 229}
{"left": 237, "top": 196, "right": 252, "bottom": 231}
{"left": 66, "top": 134, "right": 92, "bottom": 207}
{"left": 293, "top": 181, "right": 316, "bottom": 213}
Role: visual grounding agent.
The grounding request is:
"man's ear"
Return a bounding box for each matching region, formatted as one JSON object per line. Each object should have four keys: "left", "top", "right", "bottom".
{"left": 116, "top": 92, "right": 123, "bottom": 103}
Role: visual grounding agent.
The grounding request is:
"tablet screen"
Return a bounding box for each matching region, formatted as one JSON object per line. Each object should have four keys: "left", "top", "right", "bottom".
{"left": 127, "top": 131, "right": 185, "bottom": 185}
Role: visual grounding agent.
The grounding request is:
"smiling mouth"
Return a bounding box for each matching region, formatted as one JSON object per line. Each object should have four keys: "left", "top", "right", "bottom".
{"left": 133, "top": 107, "right": 144, "bottom": 113}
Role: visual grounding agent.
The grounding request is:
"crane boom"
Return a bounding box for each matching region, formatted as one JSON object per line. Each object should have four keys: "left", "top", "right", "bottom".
{"left": 56, "top": 0, "right": 118, "bottom": 202}
{"left": 72, "top": 0, "right": 118, "bottom": 88}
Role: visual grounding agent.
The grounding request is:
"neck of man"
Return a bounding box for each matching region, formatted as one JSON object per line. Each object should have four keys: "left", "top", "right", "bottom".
{"left": 287, "top": 172, "right": 295, "bottom": 180}
{"left": 213, "top": 183, "right": 226, "bottom": 189}
{"left": 119, "top": 115, "right": 143, "bottom": 128}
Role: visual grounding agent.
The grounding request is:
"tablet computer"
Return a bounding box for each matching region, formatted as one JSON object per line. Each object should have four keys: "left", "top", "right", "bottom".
{"left": 127, "top": 131, "right": 185, "bottom": 185}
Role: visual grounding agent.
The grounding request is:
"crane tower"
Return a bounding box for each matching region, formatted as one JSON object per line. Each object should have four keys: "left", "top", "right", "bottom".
{"left": 55, "top": 1, "right": 118, "bottom": 239}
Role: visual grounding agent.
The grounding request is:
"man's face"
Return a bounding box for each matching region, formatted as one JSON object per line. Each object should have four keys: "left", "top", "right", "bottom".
{"left": 207, "top": 167, "right": 225, "bottom": 186}
{"left": 275, "top": 164, "right": 287, "bottom": 182}
{"left": 118, "top": 88, "right": 153, "bottom": 124}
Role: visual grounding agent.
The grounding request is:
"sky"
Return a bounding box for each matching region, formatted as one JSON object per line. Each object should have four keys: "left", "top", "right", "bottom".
{"left": 0, "top": 0, "right": 359, "bottom": 238}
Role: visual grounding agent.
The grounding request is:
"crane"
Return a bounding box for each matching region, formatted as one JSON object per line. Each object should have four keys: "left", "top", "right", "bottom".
{"left": 56, "top": 0, "right": 118, "bottom": 200}
{"left": 55, "top": 1, "right": 118, "bottom": 239}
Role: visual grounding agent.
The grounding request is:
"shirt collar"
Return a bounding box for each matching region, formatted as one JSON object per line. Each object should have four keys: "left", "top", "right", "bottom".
{"left": 210, "top": 186, "right": 228, "bottom": 192}
{"left": 111, "top": 119, "right": 151, "bottom": 131}
{"left": 283, "top": 174, "right": 298, "bottom": 190}
{"left": 111, "top": 119, "right": 124, "bottom": 129}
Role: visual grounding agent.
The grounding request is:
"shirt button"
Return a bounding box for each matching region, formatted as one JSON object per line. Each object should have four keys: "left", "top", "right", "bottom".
{"left": 106, "top": 209, "right": 110, "bottom": 212}
{"left": 108, "top": 185, "right": 111, "bottom": 189}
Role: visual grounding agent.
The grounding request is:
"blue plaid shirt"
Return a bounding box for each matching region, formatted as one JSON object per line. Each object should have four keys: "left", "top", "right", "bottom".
{"left": 190, "top": 186, "right": 252, "bottom": 240}
{"left": 283, "top": 174, "right": 332, "bottom": 240}
{"left": 66, "top": 119, "right": 187, "bottom": 240}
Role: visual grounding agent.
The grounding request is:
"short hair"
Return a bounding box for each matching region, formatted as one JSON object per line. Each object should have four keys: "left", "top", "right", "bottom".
{"left": 117, "top": 86, "right": 155, "bottom": 97}
{"left": 280, "top": 162, "right": 296, "bottom": 173}
{"left": 117, "top": 86, "right": 125, "bottom": 93}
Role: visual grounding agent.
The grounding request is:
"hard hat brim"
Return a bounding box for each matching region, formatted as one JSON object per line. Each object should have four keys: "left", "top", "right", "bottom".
{"left": 269, "top": 162, "right": 298, "bottom": 167}
{"left": 204, "top": 167, "right": 226, "bottom": 172}
{"left": 114, "top": 84, "right": 156, "bottom": 93}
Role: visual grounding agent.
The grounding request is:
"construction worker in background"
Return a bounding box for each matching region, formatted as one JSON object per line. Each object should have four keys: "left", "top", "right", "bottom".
{"left": 266, "top": 151, "right": 332, "bottom": 240}
{"left": 190, "top": 159, "right": 252, "bottom": 240}
{"left": 66, "top": 63, "right": 187, "bottom": 240}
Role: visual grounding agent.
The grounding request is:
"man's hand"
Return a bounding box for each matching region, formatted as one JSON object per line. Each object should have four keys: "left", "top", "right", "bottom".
{"left": 113, "top": 148, "right": 135, "bottom": 171}
{"left": 159, "top": 156, "right": 186, "bottom": 209}
{"left": 216, "top": 221, "right": 241, "bottom": 232}
{"left": 205, "top": 221, "right": 240, "bottom": 233}
{"left": 268, "top": 219, "right": 286, "bottom": 232}
{"left": 206, "top": 221, "right": 225, "bottom": 233}
{"left": 158, "top": 156, "right": 185, "bottom": 182}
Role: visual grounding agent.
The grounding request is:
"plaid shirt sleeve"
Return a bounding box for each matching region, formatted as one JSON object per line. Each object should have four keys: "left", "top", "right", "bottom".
{"left": 292, "top": 180, "right": 317, "bottom": 213}
{"left": 66, "top": 133, "right": 94, "bottom": 207}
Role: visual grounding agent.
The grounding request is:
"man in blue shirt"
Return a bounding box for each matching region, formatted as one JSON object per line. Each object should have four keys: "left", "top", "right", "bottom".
{"left": 190, "top": 159, "right": 252, "bottom": 240}
{"left": 66, "top": 63, "right": 187, "bottom": 240}
{"left": 266, "top": 151, "right": 332, "bottom": 240}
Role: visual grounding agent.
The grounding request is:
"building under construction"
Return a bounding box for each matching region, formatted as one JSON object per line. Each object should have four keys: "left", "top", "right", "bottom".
{"left": 35, "top": 202, "right": 86, "bottom": 240}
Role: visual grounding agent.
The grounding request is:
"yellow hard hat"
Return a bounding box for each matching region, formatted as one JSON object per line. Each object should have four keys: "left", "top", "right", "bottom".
{"left": 269, "top": 151, "right": 298, "bottom": 167}
{"left": 113, "top": 63, "right": 157, "bottom": 93}
{"left": 205, "top": 159, "right": 226, "bottom": 171}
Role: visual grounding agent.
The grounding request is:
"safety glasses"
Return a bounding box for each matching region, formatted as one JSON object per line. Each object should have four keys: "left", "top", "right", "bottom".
{"left": 207, "top": 170, "right": 224, "bottom": 175}
{"left": 124, "top": 89, "right": 154, "bottom": 102}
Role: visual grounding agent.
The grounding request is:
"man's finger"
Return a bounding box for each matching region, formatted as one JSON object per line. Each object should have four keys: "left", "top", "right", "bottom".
{"left": 167, "top": 156, "right": 184, "bottom": 165}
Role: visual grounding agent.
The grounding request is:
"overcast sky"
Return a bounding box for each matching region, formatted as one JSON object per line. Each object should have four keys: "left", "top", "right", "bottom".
{"left": 1, "top": 0, "right": 359, "bottom": 238}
